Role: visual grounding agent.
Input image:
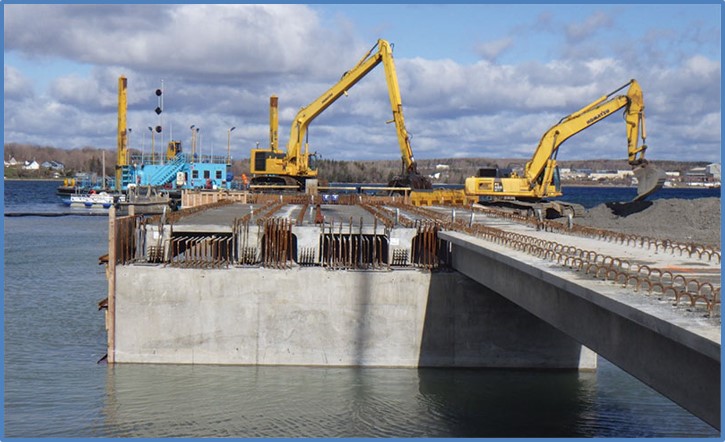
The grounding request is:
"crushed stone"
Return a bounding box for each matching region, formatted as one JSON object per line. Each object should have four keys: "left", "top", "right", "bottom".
{"left": 571, "top": 197, "right": 721, "bottom": 247}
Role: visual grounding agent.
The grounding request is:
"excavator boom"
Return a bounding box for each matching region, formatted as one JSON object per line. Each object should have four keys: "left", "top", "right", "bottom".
{"left": 465, "top": 79, "right": 665, "bottom": 213}
{"left": 250, "top": 39, "right": 430, "bottom": 190}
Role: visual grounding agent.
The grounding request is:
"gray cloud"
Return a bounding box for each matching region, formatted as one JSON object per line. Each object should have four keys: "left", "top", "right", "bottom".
{"left": 6, "top": 4, "right": 356, "bottom": 82}
{"left": 4, "top": 4, "right": 721, "bottom": 164}
{"left": 475, "top": 37, "right": 514, "bottom": 62}
{"left": 4, "top": 65, "right": 34, "bottom": 101}
{"left": 565, "top": 11, "right": 613, "bottom": 42}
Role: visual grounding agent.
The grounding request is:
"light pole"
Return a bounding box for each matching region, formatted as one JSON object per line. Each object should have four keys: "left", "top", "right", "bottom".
{"left": 190, "top": 125, "right": 196, "bottom": 163}
{"left": 127, "top": 128, "right": 132, "bottom": 165}
{"left": 148, "top": 126, "right": 155, "bottom": 164}
{"left": 227, "top": 126, "right": 236, "bottom": 166}
{"left": 197, "top": 128, "right": 202, "bottom": 162}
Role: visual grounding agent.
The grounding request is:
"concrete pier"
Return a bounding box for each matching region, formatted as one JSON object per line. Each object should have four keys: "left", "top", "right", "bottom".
{"left": 113, "top": 266, "right": 595, "bottom": 369}
{"left": 104, "top": 194, "right": 719, "bottom": 428}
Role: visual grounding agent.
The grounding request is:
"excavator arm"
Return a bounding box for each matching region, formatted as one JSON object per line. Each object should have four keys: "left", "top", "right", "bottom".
{"left": 286, "top": 39, "right": 423, "bottom": 180}
{"left": 523, "top": 79, "right": 663, "bottom": 199}
{"left": 464, "top": 79, "right": 665, "bottom": 213}
{"left": 251, "top": 39, "right": 430, "bottom": 190}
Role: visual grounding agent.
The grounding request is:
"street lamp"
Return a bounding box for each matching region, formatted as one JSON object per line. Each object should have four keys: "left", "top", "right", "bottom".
{"left": 227, "top": 126, "right": 236, "bottom": 165}
{"left": 197, "top": 127, "right": 202, "bottom": 162}
{"left": 148, "top": 126, "right": 155, "bottom": 164}
{"left": 190, "top": 125, "right": 196, "bottom": 163}
{"left": 127, "top": 128, "right": 132, "bottom": 165}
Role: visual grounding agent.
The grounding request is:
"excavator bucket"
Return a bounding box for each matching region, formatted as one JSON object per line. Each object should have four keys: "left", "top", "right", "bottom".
{"left": 633, "top": 164, "right": 667, "bottom": 201}
{"left": 388, "top": 172, "right": 433, "bottom": 190}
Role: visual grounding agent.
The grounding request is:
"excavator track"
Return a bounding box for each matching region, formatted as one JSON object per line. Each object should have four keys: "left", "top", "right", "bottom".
{"left": 250, "top": 175, "right": 303, "bottom": 192}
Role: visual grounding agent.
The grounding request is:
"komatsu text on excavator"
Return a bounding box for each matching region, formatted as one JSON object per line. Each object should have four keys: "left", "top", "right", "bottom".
{"left": 250, "top": 39, "right": 431, "bottom": 191}
{"left": 464, "top": 79, "right": 666, "bottom": 217}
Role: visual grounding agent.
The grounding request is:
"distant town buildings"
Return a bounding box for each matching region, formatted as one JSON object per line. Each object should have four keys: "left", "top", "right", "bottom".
{"left": 681, "top": 163, "right": 721, "bottom": 187}
{"left": 4, "top": 157, "right": 65, "bottom": 171}
{"left": 427, "top": 163, "right": 721, "bottom": 189}
{"left": 4, "top": 157, "right": 66, "bottom": 178}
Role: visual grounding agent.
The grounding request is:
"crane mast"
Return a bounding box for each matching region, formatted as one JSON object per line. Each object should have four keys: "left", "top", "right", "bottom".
{"left": 115, "top": 76, "right": 128, "bottom": 191}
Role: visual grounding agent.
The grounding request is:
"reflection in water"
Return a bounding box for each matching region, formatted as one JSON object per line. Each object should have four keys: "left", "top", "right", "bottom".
{"left": 101, "top": 363, "right": 716, "bottom": 438}
{"left": 416, "top": 368, "right": 598, "bottom": 437}
{"left": 104, "top": 365, "right": 435, "bottom": 437}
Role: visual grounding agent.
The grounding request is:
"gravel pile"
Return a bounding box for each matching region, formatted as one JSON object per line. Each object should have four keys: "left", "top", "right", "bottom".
{"left": 573, "top": 197, "right": 721, "bottom": 247}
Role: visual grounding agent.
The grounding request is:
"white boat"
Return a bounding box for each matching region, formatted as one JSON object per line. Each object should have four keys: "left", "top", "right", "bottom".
{"left": 62, "top": 191, "right": 118, "bottom": 209}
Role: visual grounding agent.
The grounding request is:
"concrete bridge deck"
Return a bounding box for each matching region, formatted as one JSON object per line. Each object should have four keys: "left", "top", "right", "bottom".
{"left": 107, "top": 197, "right": 721, "bottom": 429}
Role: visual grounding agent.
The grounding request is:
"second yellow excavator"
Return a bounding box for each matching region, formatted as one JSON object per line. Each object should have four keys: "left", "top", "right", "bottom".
{"left": 464, "top": 79, "right": 666, "bottom": 216}
{"left": 250, "top": 39, "right": 431, "bottom": 190}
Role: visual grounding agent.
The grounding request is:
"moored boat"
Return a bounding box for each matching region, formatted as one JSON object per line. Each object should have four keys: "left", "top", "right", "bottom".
{"left": 62, "top": 191, "right": 122, "bottom": 209}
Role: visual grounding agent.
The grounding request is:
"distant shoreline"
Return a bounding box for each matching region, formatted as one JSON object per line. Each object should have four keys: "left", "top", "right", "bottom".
{"left": 2, "top": 177, "right": 718, "bottom": 190}
{"left": 562, "top": 183, "right": 720, "bottom": 190}
{"left": 4, "top": 178, "right": 64, "bottom": 182}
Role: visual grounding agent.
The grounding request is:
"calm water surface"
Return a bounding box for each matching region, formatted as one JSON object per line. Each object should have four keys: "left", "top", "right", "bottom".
{"left": 3, "top": 180, "right": 719, "bottom": 437}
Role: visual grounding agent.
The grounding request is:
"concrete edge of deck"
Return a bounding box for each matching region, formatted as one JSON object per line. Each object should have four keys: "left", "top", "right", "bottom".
{"left": 440, "top": 230, "right": 721, "bottom": 360}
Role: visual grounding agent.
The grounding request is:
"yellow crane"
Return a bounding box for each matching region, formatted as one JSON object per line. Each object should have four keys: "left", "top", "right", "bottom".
{"left": 115, "top": 76, "right": 129, "bottom": 191}
{"left": 464, "top": 79, "right": 666, "bottom": 216}
{"left": 250, "top": 39, "right": 431, "bottom": 190}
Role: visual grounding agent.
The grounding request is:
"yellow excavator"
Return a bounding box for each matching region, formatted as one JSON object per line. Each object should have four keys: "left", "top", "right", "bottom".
{"left": 250, "top": 39, "right": 431, "bottom": 190}
{"left": 464, "top": 79, "right": 666, "bottom": 216}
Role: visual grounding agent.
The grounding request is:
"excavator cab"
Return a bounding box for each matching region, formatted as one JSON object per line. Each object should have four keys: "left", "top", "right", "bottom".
{"left": 308, "top": 153, "right": 319, "bottom": 172}
{"left": 476, "top": 167, "right": 512, "bottom": 178}
{"left": 552, "top": 166, "right": 562, "bottom": 194}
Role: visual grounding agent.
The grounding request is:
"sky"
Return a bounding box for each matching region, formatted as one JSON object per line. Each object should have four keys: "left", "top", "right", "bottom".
{"left": 3, "top": 3, "right": 722, "bottom": 165}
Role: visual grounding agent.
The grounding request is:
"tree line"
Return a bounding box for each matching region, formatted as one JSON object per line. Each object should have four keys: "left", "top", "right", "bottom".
{"left": 4, "top": 142, "right": 708, "bottom": 184}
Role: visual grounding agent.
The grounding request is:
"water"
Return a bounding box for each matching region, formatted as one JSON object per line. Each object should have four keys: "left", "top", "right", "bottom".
{"left": 554, "top": 185, "right": 721, "bottom": 209}
{"left": 3, "top": 180, "right": 720, "bottom": 437}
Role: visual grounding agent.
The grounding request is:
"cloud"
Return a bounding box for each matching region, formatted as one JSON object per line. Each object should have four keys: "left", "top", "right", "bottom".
{"left": 5, "top": 4, "right": 355, "bottom": 82}
{"left": 4, "top": 65, "right": 34, "bottom": 100}
{"left": 3, "top": 4, "right": 721, "bottom": 164}
{"left": 565, "top": 11, "right": 613, "bottom": 41}
{"left": 475, "top": 37, "right": 514, "bottom": 62}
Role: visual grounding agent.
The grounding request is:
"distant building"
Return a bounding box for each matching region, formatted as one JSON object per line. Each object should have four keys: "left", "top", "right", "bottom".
{"left": 589, "top": 170, "right": 633, "bottom": 181}
{"left": 23, "top": 160, "right": 40, "bottom": 170}
{"left": 435, "top": 164, "right": 450, "bottom": 171}
{"left": 41, "top": 161, "right": 65, "bottom": 171}
{"left": 684, "top": 164, "right": 720, "bottom": 185}
{"left": 706, "top": 163, "right": 721, "bottom": 181}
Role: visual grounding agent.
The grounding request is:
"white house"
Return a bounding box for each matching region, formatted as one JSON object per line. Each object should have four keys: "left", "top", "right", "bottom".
{"left": 23, "top": 160, "right": 40, "bottom": 170}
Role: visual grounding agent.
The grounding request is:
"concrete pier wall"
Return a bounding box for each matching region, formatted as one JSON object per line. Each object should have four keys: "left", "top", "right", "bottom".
{"left": 114, "top": 266, "right": 595, "bottom": 369}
